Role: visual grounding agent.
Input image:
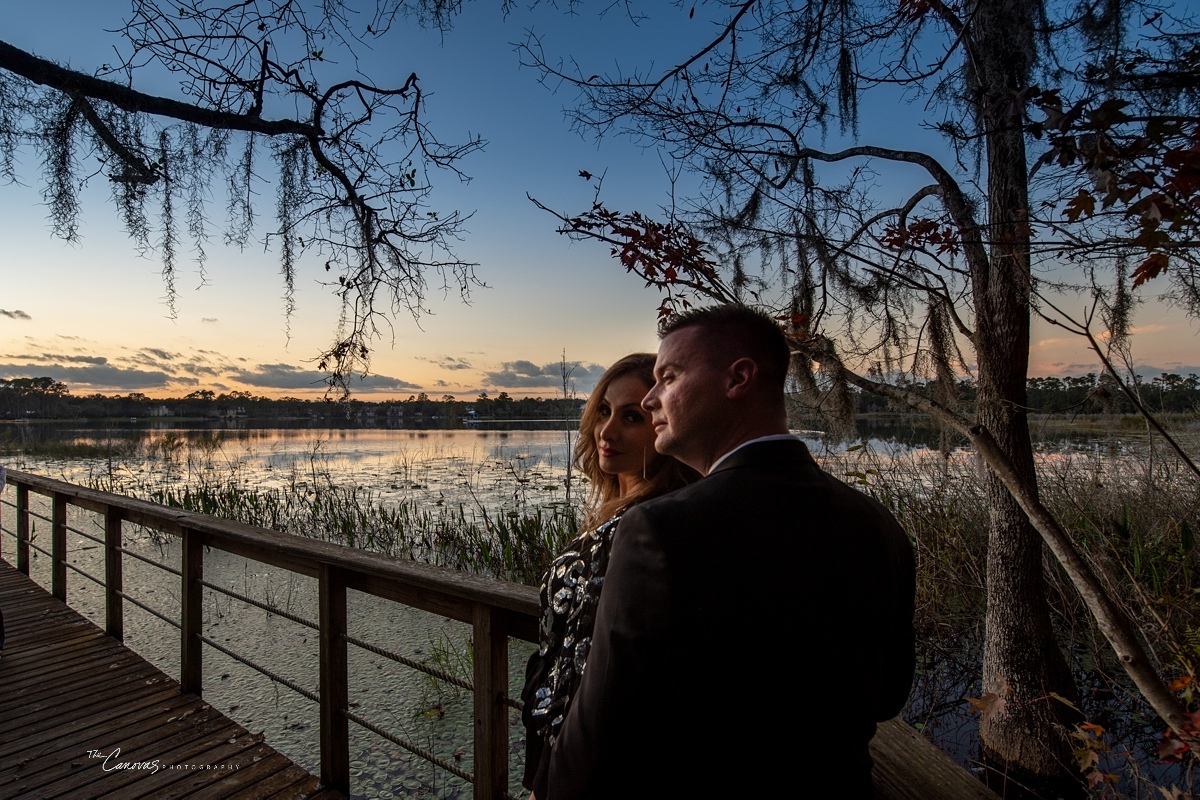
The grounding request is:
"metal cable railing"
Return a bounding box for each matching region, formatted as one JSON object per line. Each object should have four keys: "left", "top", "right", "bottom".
{"left": 197, "top": 632, "right": 320, "bottom": 704}
{"left": 1, "top": 468, "right": 539, "bottom": 799}
{"left": 346, "top": 633, "right": 476, "bottom": 695}
{"left": 62, "top": 558, "right": 104, "bottom": 588}
{"left": 199, "top": 579, "right": 319, "bottom": 631}
{"left": 345, "top": 707, "right": 475, "bottom": 784}
{"left": 66, "top": 523, "right": 104, "bottom": 547}
{"left": 117, "top": 589, "right": 181, "bottom": 630}
{"left": 27, "top": 539, "right": 53, "bottom": 559}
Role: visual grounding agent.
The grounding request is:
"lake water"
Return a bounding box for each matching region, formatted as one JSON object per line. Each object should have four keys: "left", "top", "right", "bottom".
{"left": 3, "top": 421, "right": 1194, "bottom": 797}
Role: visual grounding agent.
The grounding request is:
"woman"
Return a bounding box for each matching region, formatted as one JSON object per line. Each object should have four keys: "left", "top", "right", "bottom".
{"left": 521, "top": 353, "right": 697, "bottom": 798}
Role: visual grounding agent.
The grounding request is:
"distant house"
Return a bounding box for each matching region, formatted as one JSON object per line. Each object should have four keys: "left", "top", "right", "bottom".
{"left": 148, "top": 405, "right": 174, "bottom": 417}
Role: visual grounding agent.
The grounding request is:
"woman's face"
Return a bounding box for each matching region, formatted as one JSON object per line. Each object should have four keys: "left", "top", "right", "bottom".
{"left": 594, "top": 374, "right": 658, "bottom": 484}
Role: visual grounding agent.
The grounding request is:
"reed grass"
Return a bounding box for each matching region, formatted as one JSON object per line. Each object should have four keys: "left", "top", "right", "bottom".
{"left": 135, "top": 479, "right": 579, "bottom": 585}
{"left": 826, "top": 440, "right": 1200, "bottom": 796}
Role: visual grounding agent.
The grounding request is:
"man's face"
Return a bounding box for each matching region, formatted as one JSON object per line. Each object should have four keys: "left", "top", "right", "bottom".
{"left": 642, "top": 326, "right": 728, "bottom": 473}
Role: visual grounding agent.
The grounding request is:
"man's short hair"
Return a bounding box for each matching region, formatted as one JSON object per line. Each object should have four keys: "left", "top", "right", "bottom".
{"left": 659, "top": 304, "right": 791, "bottom": 392}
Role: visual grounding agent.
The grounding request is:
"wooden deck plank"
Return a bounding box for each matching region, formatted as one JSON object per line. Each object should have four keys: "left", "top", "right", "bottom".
{"left": 86, "top": 725, "right": 268, "bottom": 799}
{"left": 220, "top": 765, "right": 314, "bottom": 800}
{"left": 147, "top": 742, "right": 298, "bottom": 799}
{"left": 0, "top": 660, "right": 160, "bottom": 723}
{"left": 871, "top": 717, "right": 997, "bottom": 800}
{"left": 0, "top": 559, "right": 343, "bottom": 800}
{"left": 0, "top": 695, "right": 204, "bottom": 773}
{"left": 184, "top": 753, "right": 301, "bottom": 800}
{"left": 267, "top": 776, "right": 331, "bottom": 799}
{"left": 6, "top": 705, "right": 240, "bottom": 797}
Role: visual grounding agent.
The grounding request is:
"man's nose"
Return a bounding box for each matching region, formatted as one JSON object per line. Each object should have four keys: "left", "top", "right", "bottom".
{"left": 642, "top": 383, "right": 661, "bottom": 411}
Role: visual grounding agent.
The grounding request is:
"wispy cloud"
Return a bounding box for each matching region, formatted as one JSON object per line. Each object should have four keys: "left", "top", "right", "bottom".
{"left": 422, "top": 355, "right": 473, "bottom": 371}
{"left": 0, "top": 352, "right": 108, "bottom": 365}
{"left": 229, "top": 363, "right": 421, "bottom": 391}
{"left": 484, "top": 359, "right": 606, "bottom": 392}
{"left": 0, "top": 309, "right": 32, "bottom": 320}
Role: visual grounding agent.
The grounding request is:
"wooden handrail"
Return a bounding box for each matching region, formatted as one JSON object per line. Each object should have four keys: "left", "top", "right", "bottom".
{"left": 2, "top": 468, "right": 538, "bottom": 799}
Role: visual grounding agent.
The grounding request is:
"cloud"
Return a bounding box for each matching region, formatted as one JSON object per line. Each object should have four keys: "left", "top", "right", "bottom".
{"left": 0, "top": 362, "right": 173, "bottom": 391}
{"left": 0, "top": 309, "right": 32, "bottom": 320}
{"left": 201, "top": 317, "right": 218, "bottom": 323}
{"left": 423, "top": 355, "right": 473, "bottom": 371}
{"left": 230, "top": 363, "right": 421, "bottom": 391}
{"left": 0, "top": 353, "right": 108, "bottom": 365}
{"left": 484, "top": 359, "right": 607, "bottom": 392}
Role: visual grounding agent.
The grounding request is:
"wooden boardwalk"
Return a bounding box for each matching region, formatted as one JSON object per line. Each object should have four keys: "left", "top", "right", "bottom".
{"left": 0, "top": 559, "right": 344, "bottom": 800}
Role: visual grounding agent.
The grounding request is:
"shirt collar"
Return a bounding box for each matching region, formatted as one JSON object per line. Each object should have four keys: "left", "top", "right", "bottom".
{"left": 708, "top": 433, "right": 802, "bottom": 474}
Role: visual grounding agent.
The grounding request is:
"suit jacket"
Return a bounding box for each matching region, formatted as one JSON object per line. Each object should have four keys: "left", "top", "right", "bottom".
{"left": 546, "top": 439, "right": 916, "bottom": 799}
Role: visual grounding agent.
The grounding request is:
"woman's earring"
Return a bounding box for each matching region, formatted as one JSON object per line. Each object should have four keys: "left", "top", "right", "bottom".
{"left": 643, "top": 447, "right": 648, "bottom": 480}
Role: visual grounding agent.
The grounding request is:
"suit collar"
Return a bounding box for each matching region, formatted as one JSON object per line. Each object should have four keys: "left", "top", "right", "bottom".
{"left": 708, "top": 436, "right": 816, "bottom": 475}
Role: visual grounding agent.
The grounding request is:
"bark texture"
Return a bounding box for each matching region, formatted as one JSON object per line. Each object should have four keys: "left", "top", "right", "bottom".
{"left": 970, "top": 0, "right": 1079, "bottom": 780}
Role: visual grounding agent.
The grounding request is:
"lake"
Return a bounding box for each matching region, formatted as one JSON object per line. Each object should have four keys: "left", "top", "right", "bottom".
{"left": 3, "top": 420, "right": 1194, "bottom": 797}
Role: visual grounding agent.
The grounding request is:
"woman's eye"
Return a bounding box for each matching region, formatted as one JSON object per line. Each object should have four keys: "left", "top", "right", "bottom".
{"left": 624, "top": 412, "right": 643, "bottom": 424}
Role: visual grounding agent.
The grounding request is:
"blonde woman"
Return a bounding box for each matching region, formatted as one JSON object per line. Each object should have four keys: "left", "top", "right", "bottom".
{"left": 521, "top": 353, "right": 697, "bottom": 798}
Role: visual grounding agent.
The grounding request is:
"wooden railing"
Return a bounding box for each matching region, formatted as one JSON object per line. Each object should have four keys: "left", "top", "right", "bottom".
{"left": 0, "top": 468, "right": 539, "bottom": 799}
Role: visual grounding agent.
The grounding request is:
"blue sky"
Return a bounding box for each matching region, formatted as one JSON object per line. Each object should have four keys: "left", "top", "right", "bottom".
{"left": 1, "top": 0, "right": 1197, "bottom": 399}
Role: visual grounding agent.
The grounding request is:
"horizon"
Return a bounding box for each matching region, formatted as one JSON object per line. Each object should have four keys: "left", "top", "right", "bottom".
{"left": 2, "top": 1, "right": 1198, "bottom": 400}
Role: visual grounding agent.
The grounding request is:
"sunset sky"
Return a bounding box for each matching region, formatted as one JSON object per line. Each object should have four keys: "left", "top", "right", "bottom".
{"left": 2, "top": 0, "right": 1197, "bottom": 400}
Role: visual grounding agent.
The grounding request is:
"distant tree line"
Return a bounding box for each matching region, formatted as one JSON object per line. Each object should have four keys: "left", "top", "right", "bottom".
{"left": 3, "top": 374, "right": 1197, "bottom": 423}
{"left": 852, "top": 373, "right": 1200, "bottom": 415}
{"left": 0, "top": 380, "right": 583, "bottom": 422}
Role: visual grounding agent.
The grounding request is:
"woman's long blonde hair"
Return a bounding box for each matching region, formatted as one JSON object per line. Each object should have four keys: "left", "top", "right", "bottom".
{"left": 574, "top": 353, "right": 698, "bottom": 530}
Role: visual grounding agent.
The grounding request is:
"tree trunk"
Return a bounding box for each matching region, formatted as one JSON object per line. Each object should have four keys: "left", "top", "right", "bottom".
{"left": 971, "top": 0, "right": 1079, "bottom": 784}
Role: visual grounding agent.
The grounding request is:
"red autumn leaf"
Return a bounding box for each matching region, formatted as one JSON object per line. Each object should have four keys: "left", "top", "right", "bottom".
{"left": 1064, "top": 189, "right": 1096, "bottom": 222}
{"left": 1168, "top": 675, "right": 1193, "bottom": 692}
{"left": 966, "top": 692, "right": 1007, "bottom": 724}
{"left": 1157, "top": 730, "right": 1191, "bottom": 762}
{"left": 1131, "top": 252, "right": 1169, "bottom": 288}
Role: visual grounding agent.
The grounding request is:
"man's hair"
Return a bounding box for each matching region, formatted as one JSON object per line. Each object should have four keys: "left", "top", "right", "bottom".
{"left": 659, "top": 304, "right": 791, "bottom": 392}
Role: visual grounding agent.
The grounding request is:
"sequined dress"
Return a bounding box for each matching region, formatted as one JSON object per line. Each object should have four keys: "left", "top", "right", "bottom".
{"left": 520, "top": 514, "right": 621, "bottom": 794}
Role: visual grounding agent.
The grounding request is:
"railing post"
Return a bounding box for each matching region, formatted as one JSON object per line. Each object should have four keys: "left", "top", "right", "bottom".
{"left": 319, "top": 563, "right": 350, "bottom": 795}
{"left": 51, "top": 491, "right": 67, "bottom": 602}
{"left": 472, "top": 603, "right": 508, "bottom": 800}
{"left": 105, "top": 505, "right": 124, "bottom": 641}
{"left": 16, "top": 483, "right": 30, "bottom": 575}
{"left": 181, "top": 527, "right": 204, "bottom": 695}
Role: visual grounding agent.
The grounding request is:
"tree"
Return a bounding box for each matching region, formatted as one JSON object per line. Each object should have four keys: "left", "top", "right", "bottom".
{"left": 0, "top": 0, "right": 482, "bottom": 388}
{"left": 523, "top": 0, "right": 1200, "bottom": 784}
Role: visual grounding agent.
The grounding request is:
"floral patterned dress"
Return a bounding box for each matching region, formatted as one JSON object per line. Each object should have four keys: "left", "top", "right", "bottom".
{"left": 520, "top": 515, "right": 621, "bottom": 793}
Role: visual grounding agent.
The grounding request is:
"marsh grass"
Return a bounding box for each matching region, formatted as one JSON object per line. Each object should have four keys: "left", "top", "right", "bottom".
{"left": 825, "top": 440, "right": 1200, "bottom": 795}
{"left": 73, "top": 437, "right": 582, "bottom": 586}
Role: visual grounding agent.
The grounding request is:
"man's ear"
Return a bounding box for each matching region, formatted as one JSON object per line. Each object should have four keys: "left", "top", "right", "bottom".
{"left": 726, "top": 357, "right": 758, "bottom": 398}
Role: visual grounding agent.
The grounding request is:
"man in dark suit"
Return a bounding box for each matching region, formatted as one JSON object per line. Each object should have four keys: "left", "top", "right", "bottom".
{"left": 546, "top": 304, "right": 916, "bottom": 799}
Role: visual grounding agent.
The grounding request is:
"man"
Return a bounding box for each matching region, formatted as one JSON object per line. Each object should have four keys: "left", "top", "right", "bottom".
{"left": 547, "top": 304, "right": 916, "bottom": 799}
